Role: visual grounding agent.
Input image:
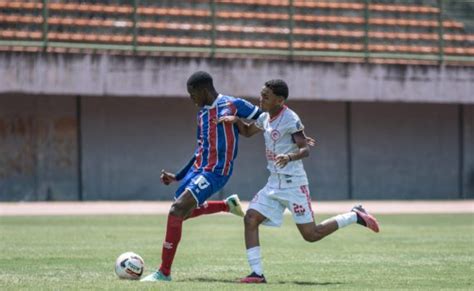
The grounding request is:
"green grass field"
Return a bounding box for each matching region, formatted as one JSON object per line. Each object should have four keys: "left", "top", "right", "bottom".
{"left": 1, "top": 214, "right": 473, "bottom": 290}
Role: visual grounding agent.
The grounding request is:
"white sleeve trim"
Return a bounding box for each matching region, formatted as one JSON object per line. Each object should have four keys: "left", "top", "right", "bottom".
{"left": 246, "top": 106, "right": 259, "bottom": 120}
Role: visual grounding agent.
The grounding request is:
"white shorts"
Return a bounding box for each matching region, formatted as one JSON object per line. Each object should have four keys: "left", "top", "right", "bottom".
{"left": 249, "top": 184, "right": 314, "bottom": 227}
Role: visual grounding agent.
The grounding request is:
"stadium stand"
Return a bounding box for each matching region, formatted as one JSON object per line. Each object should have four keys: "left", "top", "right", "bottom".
{"left": 0, "top": 0, "right": 472, "bottom": 64}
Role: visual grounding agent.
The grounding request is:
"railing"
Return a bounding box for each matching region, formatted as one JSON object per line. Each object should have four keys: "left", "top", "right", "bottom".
{"left": 0, "top": 0, "right": 473, "bottom": 65}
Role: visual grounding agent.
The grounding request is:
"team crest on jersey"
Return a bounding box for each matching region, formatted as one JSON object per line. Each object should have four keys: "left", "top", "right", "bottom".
{"left": 271, "top": 129, "right": 281, "bottom": 140}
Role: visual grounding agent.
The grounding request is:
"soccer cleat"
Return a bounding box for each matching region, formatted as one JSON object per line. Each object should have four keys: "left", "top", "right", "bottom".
{"left": 351, "top": 205, "right": 380, "bottom": 233}
{"left": 239, "top": 272, "right": 267, "bottom": 284}
{"left": 140, "top": 270, "right": 171, "bottom": 282}
{"left": 225, "top": 194, "right": 245, "bottom": 217}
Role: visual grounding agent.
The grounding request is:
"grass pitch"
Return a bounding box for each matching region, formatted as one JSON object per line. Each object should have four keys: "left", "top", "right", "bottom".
{"left": 0, "top": 213, "right": 473, "bottom": 290}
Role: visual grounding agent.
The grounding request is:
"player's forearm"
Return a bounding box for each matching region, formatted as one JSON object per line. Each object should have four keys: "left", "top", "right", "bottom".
{"left": 287, "top": 146, "right": 310, "bottom": 161}
{"left": 236, "top": 119, "right": 256, "bottom": 137}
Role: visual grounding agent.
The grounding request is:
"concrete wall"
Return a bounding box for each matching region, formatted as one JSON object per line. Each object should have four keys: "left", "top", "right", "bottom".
{"left": 288, "top": 101, "right": 349, "bottom": 200}
{"left": 1, "top": 53, "right": 473, "bottom": 104}
{"left": 1, "top": 94, "right": 472, "bottom": 201}
{"left": 0, "top": 95, "right": 78, "bottom": 201}
{"left": 351, "top": 103, "right": 460, "bottom": 199}
{"left": 81, "top": 97, "right": 197, "bottom": 200}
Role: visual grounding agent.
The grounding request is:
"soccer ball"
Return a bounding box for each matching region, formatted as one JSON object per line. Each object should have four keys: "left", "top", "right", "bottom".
{"left": 114, "top": 252, "right": 145, "bottom": 280}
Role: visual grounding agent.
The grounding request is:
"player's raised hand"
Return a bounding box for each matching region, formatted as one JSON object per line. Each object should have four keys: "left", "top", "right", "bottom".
{"left": 305, "top": 136, "right": 317, "bottom": 147}
{"left": 303, "top": 131, "right": 317, "bottom": 147}
{"left": 218, "top": 115, "right": 239, "bottom": 124}
{"left": 160, "top": 170, "right": 176, "bottom": 185}
{"left": 275, "top": 154, "right": 290, "bottom": 168}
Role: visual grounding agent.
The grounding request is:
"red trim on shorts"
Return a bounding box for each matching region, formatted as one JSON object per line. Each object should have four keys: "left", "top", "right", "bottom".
{"left": 300, "top": 185, "right": 314, "bottom": 217}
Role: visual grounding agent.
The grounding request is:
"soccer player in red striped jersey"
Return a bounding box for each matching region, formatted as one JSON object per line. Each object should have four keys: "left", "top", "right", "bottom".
{"left": 220, "top": 79, "right": 380, "bottom": 283}
{"left": 141, "top": 71, "right": 262, "bottom": 282}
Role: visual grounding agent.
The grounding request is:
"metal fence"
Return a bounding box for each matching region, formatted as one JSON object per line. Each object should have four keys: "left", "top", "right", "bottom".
{"left": 0, "top": 0, "right": 473, "bottom": 64}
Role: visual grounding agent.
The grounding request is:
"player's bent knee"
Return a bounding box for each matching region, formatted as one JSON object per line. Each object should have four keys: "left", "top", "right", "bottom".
{"left": 300, "top": 229, "right": 323, "bottom": 243}
{"left": 302, "top": 234, "right": 321, "bottom": 243}
{"left": 170, "top": 190, "right": 197, "bottom": 217}
{"left": 244, "top": 212, "right": 260, "bottom": 228}
{"left": 170, "top": 201, "right": 192, "bottom": 218}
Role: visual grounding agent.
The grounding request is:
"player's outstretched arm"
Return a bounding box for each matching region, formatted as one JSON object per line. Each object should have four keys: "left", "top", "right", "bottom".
{"left": 161, "top": 155, "right": 196, "bottom": 185}
{"left": 275, "top": 131, "right": 310, "bottom": 168}
{"left": 218, "top": 116, "right": 262, "bottom": 137}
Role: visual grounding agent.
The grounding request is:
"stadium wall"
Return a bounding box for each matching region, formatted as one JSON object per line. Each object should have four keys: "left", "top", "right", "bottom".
{"left": 0, "top": 94, "right": 472, "bottom": 201}
{"left": 0, "top": 52, "right": 473, "bottom": 104}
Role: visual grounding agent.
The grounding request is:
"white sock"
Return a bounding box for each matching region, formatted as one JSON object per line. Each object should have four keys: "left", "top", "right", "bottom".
{"left": 334, "top": 212, "right": 357, "bottom": 228}
{"left": 246, "top": 246, "right": 263, "bottom": 276}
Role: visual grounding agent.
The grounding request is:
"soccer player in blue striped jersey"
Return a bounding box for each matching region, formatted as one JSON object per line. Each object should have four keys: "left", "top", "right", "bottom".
{"left": 141, "top": 71, "right": 261, "bottom": 282}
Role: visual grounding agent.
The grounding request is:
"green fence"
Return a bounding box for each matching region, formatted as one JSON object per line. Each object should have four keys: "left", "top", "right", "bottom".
{"left": 0, "top": 0, "right": 472, "bottom": 64}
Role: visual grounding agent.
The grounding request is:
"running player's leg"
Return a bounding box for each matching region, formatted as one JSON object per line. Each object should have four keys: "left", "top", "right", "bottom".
{"left": 240, "top": 209, "right": 267, "bottom": 283}
{"left": 160, "top": 190, "right": 196, "bottom": 275}
{"left": 158, "top": 171, "right": 236, "bottom": 277}
{"left": 186, "top": 200, "right": 228, "bottom": 219}
{"left": 290, "top": 185, "right": 341, "bottom": 242}
{"left": 141, "top": 189, "right": 196, "bottom": 282}
{"left": 296, "top": 220, "right": 338, "bottom": 242}
{"left": 294, "top": 186, "right": 379, "bottom": 242}
{"left": 240, "top": 186, "right": 284, "bottom": 283}
{"left": 244, "top": 209, "right": 266, "bottom": 250}
{"left": 185, "top": 194, "right": 244, "bottom": 219}
{"left": 143, "top": 171, "right": 226, "bottom": 282}
{"left": 297, "top": 206, "right": 379, "bottom": 242}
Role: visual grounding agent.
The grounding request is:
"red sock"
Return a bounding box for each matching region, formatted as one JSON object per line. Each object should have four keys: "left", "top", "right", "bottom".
{"left": 186, "top": 201, "right": 229, "bottom": 219}
{"left": 159, "top": 214, "right": 183, "bottom": 276}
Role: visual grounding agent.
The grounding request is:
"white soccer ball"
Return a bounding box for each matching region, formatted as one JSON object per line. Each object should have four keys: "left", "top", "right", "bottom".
{"left": 114, "top": 252, "right": 145, "bottom": 280}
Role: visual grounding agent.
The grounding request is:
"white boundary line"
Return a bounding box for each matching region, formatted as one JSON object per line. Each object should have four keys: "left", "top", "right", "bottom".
{"left": 0, "top": 200, "right": 473, "bottom": 216}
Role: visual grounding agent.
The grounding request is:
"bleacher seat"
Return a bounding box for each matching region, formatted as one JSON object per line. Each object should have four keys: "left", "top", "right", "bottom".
{"left": 0, "top": 0, "right": 472, "bottom": 64}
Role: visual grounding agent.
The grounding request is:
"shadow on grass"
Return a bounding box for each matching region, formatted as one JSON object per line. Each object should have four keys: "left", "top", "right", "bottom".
{"left": 182, "top": 277, "right": 344, "bottom": 286}
{"left": 284, "top": 280, "right": 344, "bottom": 286}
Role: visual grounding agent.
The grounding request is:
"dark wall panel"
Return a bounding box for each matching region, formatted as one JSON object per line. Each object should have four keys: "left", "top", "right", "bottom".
{"left": 81, "top": 97, "right": 197, "bottom": 200}
{"left": 0, "top": 94, "right": 78, "bottom": 201}
{"left": 463, "top": 105, "right": 474, "bottom": 198}
{"left": 289, "top": 101, "right": 349, "bottom": 200}
{"left": 351, "top": 103, "right": 459, "bottom": 199}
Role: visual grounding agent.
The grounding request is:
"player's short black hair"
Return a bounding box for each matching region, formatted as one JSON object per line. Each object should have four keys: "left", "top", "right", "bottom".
{"left": 264, "top": 79, "right": 289, "bottom": 99}
{"left": 187, "top": 71, "right": 214, "bottom": 89}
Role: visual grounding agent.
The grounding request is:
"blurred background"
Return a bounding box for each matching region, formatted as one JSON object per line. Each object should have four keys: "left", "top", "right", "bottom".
{"left": 0, "top": 0, "right": 472, "bottom": 202}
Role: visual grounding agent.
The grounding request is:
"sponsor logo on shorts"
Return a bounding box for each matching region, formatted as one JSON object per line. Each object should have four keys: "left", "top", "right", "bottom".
{"left": 293, "top": 203, "right": 306, "bottom": 216}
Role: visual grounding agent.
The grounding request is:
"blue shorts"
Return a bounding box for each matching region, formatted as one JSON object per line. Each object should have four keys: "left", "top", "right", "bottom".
{"left": 175, "top": 169, "right": 230, "bottom": 206}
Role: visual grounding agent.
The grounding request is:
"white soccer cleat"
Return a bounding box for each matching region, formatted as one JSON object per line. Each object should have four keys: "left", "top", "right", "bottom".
{"left": 225, "top": 194, "right": 245, "bottom": 217}
{"left": 140, "top": 270, "right": 171, "bottom": 282}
